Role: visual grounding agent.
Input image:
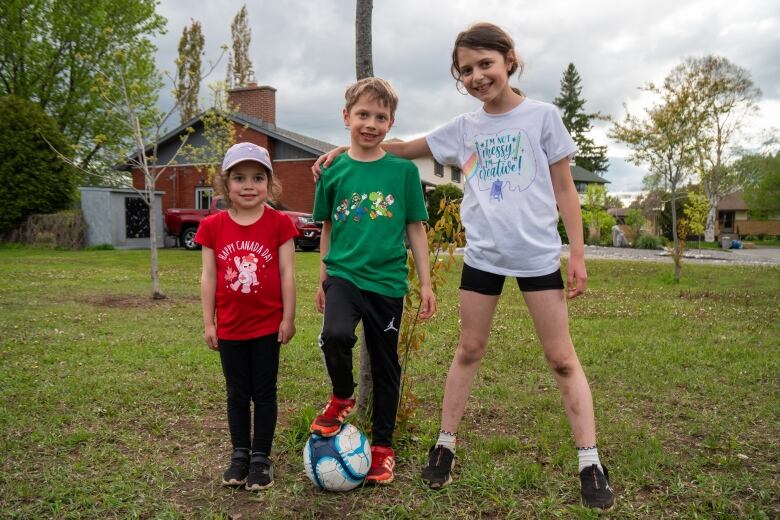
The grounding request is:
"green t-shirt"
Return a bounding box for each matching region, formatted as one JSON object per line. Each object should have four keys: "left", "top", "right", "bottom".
{"left": 313, "top": 152, "right": 429, "bottom": 297}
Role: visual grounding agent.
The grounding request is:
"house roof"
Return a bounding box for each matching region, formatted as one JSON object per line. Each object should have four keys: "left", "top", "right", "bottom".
{"left": 717, "top": 190, "right": 747, "bottom": 211}
{"left": 121, "top": 109, "right": 337, "bottom": 168}
{"left": 571, "top": 165, "right": 609, "bottom": 184}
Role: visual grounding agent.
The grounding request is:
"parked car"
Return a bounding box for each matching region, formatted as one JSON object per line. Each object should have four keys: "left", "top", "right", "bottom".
{"left": 164, "top": 197, "right": 322, "bottom": 251}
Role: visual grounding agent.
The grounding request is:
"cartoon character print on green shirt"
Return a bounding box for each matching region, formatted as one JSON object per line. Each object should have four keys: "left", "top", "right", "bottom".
{"left": 336, "top": 191, "right": 396, "bottom": 223}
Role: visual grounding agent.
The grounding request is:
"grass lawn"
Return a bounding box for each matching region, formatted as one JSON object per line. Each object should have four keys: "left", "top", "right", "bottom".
{"left": 1, "top": 246, "right": 778, "bottom": 519}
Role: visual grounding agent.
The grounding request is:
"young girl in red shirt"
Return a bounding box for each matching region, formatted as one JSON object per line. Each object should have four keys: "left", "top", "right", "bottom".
{"left": 196, "top": 142, "right": 298, "bottom": 491}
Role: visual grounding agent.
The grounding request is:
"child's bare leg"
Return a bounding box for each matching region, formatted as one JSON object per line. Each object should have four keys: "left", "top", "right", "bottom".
{"left": 440, "top": 290, "right": 500, "bottom": 433}
{"left": 522, "top": 289, "right": 596, "bottom": 447}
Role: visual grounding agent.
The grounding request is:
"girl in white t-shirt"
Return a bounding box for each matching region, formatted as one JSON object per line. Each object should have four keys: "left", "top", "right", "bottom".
{"left": 314, "top": 22, "right": 613, "bottom": 509}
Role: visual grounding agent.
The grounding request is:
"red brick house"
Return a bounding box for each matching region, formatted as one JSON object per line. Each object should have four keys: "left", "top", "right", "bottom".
{"left": 127, "top": 84, "right": 335, "bottom": 213}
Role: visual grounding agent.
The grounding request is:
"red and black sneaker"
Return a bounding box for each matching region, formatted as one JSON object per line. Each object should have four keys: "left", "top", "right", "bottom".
{"left": 365, "top": 446, "right": 395, "bottom": 485}
{"left": 310, "top": 394, "right": 356, "bottom": 437}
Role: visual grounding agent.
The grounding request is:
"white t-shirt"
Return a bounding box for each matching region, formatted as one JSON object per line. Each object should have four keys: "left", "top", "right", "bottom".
{"left": 426, "top": 98, "right": 577, "bottom": 277}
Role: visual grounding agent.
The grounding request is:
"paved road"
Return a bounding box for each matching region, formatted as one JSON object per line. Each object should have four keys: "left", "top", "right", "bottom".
{"left": 561, "top": 245, "right": 780, "bottom": 266}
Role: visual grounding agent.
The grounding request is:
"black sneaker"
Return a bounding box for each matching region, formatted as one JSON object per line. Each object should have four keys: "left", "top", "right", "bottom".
{"left": 221, "top": 448, "right": 250, "bottom": 486}
{"left": 580, "top": 464, "right": 614, "bottom": 509}
{"left": 421, "top": 445, "right": 455, "bottom": 489}
{"left": 246, "top": 453, "right": 273, "bottom": 491}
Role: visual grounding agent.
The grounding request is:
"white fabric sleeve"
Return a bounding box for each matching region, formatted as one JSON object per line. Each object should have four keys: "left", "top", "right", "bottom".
{"left": 425, "top": 116, "right": 463, "bottom": 167}
{"left": 541, "top": 107, "right": 578, "bottom": 165}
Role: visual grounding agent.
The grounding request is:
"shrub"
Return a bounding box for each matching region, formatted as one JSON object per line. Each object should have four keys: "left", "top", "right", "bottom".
{"left": 0, "top": 96, "right": 79, "bottom": 234}
{"left": 635, "top": 234, "right": 665, "bottom": 249}
{"left": 426, "top": 184, "right": 463, "bottom": 227}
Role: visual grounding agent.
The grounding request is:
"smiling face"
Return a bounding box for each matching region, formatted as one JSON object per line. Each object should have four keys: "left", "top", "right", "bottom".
{"left": 343, "top": 93, "right": 394, "bottom": 153}
{"left": 226, "top": 161, "right": 269, "bottom": 212}
{"left": 456, "top": 46, "right": 516, "bottom": 107}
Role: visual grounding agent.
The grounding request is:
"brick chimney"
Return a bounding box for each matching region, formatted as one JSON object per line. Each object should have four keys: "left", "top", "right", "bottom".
{"left": 227, "top": 83, "right": 276, "bottom": 125}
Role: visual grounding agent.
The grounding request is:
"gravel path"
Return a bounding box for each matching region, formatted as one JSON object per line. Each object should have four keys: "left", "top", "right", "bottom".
{"left": 561, "top": 244, "right": 780, "bottom": 266}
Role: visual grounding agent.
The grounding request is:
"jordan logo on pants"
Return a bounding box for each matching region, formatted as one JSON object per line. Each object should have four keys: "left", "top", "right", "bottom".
{"left": 384, "top": 317, "right": 398, "bottom": 333}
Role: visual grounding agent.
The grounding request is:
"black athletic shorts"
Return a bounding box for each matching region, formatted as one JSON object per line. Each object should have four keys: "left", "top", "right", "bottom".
{"left": 459, "top": 262, "right": 564, "bottom": 296}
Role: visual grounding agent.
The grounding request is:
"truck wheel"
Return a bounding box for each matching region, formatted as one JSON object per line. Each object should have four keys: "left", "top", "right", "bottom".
{"left": 181, "top": 227, "right": 200, "bottom": 250}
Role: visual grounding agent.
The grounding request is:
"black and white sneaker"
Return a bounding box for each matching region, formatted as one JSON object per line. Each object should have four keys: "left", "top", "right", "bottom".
{"left": 579, "top": 464, "right": 614, "bottom": 509}
{"left": 421, "top": 445, "right": 455, "bottom": 489}
{"left": 221, "top": 448, "right": 250, "bottom": 486}
{"left": 245, "top": 453, "right": 273, "bottom": 491}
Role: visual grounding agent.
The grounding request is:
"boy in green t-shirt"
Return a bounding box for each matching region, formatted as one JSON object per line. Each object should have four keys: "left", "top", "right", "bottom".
{"left": 311, "top": 77, "right": 436, "bottom": 484}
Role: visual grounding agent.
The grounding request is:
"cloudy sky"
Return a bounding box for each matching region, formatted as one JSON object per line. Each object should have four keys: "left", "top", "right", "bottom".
{"left": 153, "top": 0, "right": 780, "bottom": 191}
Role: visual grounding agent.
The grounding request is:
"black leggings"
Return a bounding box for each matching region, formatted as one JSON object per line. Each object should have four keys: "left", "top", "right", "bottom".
{"left": 218, "top": 333, "right": 281, "bottom": 455}
{"left": 319, "top": 276, "right": 404, "bottom": 448}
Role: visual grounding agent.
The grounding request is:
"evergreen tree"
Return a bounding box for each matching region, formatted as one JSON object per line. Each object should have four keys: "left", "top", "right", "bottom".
{"left": 553, "top": 63, "right": 609, "bottom": 175}
{"left": 230, "top": 4, "right": 254, "bottom": 87}
{"left": 175, "top": 19, "right": 205, "bottom": 123}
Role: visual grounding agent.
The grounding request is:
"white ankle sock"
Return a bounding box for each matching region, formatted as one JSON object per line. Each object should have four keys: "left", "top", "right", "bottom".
{"left": 577, "top": 446, "right": 602, "bottom": 473}
{"left": 436, "top": 430, "right": 457, "bottom": 454}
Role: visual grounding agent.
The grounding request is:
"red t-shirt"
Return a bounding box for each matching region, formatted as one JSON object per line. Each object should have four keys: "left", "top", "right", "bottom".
{"left": 195, "top": 208, "right": 298, "bottom": 340}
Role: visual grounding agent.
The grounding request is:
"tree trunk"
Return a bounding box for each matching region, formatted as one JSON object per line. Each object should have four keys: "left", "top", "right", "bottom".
{"left": 355, "top": 0, "right": 374, "bottom": 414}
{"left": 355, "top": 0, "right": 373, "bottom": 80}
{"left": 671, "top": 187, "right": 681, "bottom": 283}
{"left": 146, "top": 177, "right": 165, "bottom": 300}
{"left": 356, "top": 328, "right": 372, "bottom": 413}
{"left": 704, "top": 198, "right": 718, "bottom": 242}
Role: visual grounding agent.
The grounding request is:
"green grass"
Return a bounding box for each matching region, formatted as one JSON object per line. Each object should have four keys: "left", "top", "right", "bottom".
{"left": 1, "top": 247, "right": 778, "bottom": 519}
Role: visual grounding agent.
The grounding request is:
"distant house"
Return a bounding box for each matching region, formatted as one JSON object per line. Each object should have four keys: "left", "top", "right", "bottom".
{"left": 123, "top": 84, "right": 337, "bottom": 214}
{"left": 571, "top": 164, "right": 609, "bottom": 204}
{"left": 717, "top": 190, "right": 780, "bottom": 238}
{"left": 381, "top": 139, "right": 465, "bottom": 192}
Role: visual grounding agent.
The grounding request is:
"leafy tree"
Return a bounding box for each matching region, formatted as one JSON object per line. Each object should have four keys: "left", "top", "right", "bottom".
{"left": 0, "top": 95, "right": 78, "bottom": 234}
{"left": 604, "top": 193, "right": 623, "bottom": 209}
{"left": 355, "top": 0, "right": 373, "bottom": 80}
{"left": 553, "top": 63, "right": 609, "bottom": 175}
{"left": 180, "top": 82, "right": 241, "bottom": 183}
{"left": 176, "top": 19, "right": 205, "bottom": 123}
{"left": 683, "top": 191, "right": 709, "bottom": 251}
{"left": 0, "top": 0, "right": 165, "bottom": 170}
{"left": 610, "top": 79, "right": 701, "bottom": 282}
{"left": 664, "top": 56, "right": 761, "bottom": 241}
{"left": 47, "top": 43, "right": 226, "bottom": 299}
{"left": 229, "top": 4, "right": 254, "bottom": 87}
{"left": 426, "top": 183, "right": 463, "bottom": 227}
{"left": 581, "top": 184, "right": 615, "bottom": 244}
{"left": 624, "top": 208, "right": 646, "bottom": 244}
{"left": 738, "top": 152, "right": 780, "bottom": 218}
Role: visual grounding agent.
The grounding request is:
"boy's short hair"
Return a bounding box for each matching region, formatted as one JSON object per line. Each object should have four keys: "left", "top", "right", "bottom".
{"left": 344, "top": 77, "right": 399, "bottom": 118}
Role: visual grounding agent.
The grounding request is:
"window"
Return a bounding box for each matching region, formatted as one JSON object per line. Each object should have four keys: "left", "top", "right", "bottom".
{"left": 575, "top": 182, "right": 588, "bottom": 194}
{"left": 196, "top": 188, "right": 213, "bottom": 210}
{"left": 451, "top": 166, "right": 462, "bottom": 183}
{"left": 434, "top": 161, "right": 444, "bottom": 177}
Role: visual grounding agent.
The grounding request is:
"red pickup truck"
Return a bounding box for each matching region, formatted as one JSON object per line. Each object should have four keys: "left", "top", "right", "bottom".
{"left": 164, "top": 197, "right": 322, "bottom": 251}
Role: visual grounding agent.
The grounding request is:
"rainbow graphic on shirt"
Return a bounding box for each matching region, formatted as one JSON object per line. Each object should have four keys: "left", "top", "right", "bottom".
{"left": 463, "top": 152, "right": 480, "bottom": 180}
{"left": 464, "top": 128, "right": 536, "bottom": 200}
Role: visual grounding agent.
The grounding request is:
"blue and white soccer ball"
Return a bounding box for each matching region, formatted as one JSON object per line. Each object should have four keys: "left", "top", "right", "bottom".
{"left": 303, "top": 423, "right": 371, "bottom": 491}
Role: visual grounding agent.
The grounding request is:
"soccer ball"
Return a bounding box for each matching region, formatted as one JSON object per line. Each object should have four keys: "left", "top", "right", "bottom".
{"left": 303, "top": 423, "right": 371, "bottom": 491}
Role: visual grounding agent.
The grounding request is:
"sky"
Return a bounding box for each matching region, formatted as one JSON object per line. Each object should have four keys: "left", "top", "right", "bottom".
{"left": 153, "top": 0, "right": 780, "bottom": 192}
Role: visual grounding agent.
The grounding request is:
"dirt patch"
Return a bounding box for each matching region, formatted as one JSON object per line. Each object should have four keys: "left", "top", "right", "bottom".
{"left": 77, "top": 294, "right": 199, "bottom": 308}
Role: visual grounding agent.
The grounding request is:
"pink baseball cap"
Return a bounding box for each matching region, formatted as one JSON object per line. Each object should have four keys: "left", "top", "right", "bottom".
{"left": 222, "top": 142, "right": 273, "bottom": 173}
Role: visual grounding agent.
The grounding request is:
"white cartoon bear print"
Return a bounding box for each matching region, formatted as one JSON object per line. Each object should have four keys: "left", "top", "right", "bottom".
{"left": 231, "top": 253, "right": 259, "bottom": 293}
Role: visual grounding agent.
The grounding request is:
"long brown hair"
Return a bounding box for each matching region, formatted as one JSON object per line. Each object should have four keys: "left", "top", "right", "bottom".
{"left": 450, "top": 22, "right": 524, "bottom": 96}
